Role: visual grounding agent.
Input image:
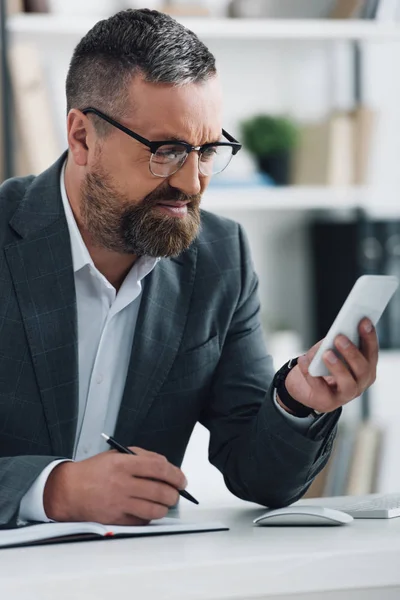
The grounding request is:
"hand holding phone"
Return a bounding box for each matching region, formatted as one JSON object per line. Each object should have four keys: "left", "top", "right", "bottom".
{"left": 308, "top": 275, "right": 399, "bottom": 378}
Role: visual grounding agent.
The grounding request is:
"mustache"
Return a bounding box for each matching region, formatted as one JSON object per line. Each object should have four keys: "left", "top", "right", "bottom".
{"left": 143, "top": 185, "right": 202, "bottom": 207}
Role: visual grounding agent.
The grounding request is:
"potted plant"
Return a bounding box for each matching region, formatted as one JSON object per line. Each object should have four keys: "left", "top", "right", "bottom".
{"left": 240, "top": 114, "right": 299, "bottom": 185}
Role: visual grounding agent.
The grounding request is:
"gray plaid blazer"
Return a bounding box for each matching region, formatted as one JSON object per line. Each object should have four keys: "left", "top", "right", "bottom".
{"left": 0, "top": 153, "right": 339, "bottom": 526}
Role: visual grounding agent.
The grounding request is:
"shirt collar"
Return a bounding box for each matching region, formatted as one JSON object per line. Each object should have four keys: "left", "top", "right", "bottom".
{"left": 60, "top": 160, "right": 160, "bottom": 278}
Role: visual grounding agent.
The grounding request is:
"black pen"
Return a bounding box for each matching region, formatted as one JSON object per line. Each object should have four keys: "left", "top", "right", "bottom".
{"left": 101, "top": 433, "right": 199, "bottom": 505}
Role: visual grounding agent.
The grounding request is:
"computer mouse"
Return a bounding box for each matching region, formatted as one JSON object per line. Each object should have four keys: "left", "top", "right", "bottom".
{"left": 253, "top": 505, "right": 354, "bottom": 526}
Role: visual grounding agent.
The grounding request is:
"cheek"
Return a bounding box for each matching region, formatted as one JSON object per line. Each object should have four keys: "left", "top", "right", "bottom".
{"left": 102, "top": 140, "right": 161, "bottom": 201}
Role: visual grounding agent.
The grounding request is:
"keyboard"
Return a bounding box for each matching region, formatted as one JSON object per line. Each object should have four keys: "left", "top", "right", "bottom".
{"left": 299, "top": 493, "right": 400, "bottom": 519}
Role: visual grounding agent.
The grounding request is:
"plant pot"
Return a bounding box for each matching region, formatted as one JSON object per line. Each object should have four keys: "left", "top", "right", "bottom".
{"left": 257, "top": 152, "right": 291, "bottom": 186}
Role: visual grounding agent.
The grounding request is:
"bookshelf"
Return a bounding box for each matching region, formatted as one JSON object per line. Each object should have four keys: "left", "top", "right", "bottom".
{"left": 203, "top": 185, "right": 400, "bottom": 215}
{"left": 7, "top": 14, "right": 400, "bottom": 41}
{"left": 3, "top": 8, "right": 400, "bottom": 498}
{"left": 4, "top": 9, "right": 400, "bottom": 340}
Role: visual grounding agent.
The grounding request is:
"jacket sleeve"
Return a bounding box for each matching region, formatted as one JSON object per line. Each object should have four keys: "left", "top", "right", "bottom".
{"left": 199, "top": 223, "right": 340, "bottom": 508}
{"left": 0, "top": 456, "right": 65, "bottom": 526}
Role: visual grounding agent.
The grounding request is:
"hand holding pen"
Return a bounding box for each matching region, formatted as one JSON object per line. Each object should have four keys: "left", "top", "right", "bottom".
{"left": 102, "top": 433, "right": 199, "bottom": 505}
{"left": 43, "top": 436, "right": 197, "bottom": 525}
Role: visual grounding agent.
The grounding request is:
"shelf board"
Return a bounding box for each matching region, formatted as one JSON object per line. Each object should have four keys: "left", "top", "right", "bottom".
{"left": 202, "top": 185, "right": 362, "bottom": 211}
{"left": 7, "top": 14, "right": 400, "bottom": 42}
{"left": 201, "top": 185, "right": 400, "bottom": 214}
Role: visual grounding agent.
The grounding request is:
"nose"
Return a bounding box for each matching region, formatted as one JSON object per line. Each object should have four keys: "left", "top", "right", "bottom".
{"left": 167, "top": 152, "right": 202, "bottom": 197}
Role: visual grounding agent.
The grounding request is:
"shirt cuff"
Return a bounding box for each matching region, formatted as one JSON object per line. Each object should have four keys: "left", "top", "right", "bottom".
{"left": 273, "top": 388, "right": 315, "bottom": 431}
{"left": 18, "top": 459, "right": 72, "bottom": 524}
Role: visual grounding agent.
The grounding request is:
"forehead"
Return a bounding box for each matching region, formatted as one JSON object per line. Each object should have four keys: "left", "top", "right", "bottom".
{"left": 126, "top": 75, "right": 223, "bottom": 142}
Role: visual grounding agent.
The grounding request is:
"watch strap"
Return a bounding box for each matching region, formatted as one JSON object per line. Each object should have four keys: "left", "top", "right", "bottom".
{"left": 273, "top": 357, "right": 316, "bottom": 418}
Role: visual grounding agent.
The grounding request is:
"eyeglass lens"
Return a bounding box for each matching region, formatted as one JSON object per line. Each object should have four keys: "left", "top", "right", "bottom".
{"left": 150, "top": 144, "right": 233, "bottom": 177}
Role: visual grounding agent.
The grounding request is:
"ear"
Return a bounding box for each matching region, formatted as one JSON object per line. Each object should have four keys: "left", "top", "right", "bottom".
{"left": 67, "top": 109, "right": 95, "bottom": 167}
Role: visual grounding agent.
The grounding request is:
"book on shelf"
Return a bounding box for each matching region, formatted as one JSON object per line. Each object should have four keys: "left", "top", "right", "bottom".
{"left": 23, "top": 0, "right": 49, "bottom": 12}
{"left": 292, "top": 112, "right": 354, "bottom": 186}
{"left": 329, "top": 0, "right": 400, "bottom": 20}
{"left": 293, "top": 106, "right": 375, "bottom": 187}
{"left": 6, "top": 0, "right": 24, "bottom": 14}
{"left": 352, "top": 105, "right": 376, "bottom": 185}
{"left": 329, "top": 0, "right": 367, "bottom": 19}
{"left": 345, "top": 420, "right": 383, "bottom": 495}
{"left": 8, "top": 43, "right": 61, "bottom": 177}
{"left": 227, "top": 0, "right": 334, "bottom": 19}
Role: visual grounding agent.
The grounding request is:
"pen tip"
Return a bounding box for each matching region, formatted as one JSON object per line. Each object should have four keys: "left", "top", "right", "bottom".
{"left": 101, "top": 433, "right": 109, "bottom": 441}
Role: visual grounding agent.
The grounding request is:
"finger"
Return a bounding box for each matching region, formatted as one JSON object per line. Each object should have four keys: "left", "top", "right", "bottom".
{"left": 124, "top": 497, "right": 170, "bottom": 522}
{"left": 128, "top": 447, "right": 188, "bottom": 489}
{"left": 334, "top": 334, "right": 370, "bottom": 390}
{"left": 304, "top": 340, "right": 323, "bottom": 362}
{"left": 126, "top": 454, "right": 187, "bottom": 490}
{"left": 108, "top": 514, "right": 151, "bottom": 527}
{"left": 322, "top": 349, "right": 359, "bottom": 402}
{"left": 359, "top": 318, "right": 379, "bottom": 373}
{"left": 128, "top": 477, "right": 179, "bottom": 508}
{"left": 297, "top": 354, "right": 330, "bottom": 395}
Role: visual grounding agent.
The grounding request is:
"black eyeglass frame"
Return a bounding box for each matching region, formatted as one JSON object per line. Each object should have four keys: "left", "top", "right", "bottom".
{"left": 81, "top": 107, "right": 242, "bottom": 159}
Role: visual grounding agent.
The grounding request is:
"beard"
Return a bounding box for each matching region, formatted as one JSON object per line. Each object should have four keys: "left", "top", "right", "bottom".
{"left": 79, "top": 162, "right": 202, "bottom": 258}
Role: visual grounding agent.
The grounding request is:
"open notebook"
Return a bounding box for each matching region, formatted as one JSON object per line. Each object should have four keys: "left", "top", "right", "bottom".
{"left": 0, "top": 517, "right": 229, "bottom": 549}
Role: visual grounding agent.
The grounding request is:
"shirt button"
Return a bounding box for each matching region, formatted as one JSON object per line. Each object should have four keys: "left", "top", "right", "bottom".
{"left": 96, "top": 374, "right": 104, "bottom": 384}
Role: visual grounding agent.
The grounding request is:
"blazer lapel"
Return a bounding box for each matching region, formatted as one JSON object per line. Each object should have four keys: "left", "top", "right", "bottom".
{"left": 5, "top": 153, "right": 78, "bottom": 457}
{"left": 114, "top": 248, "right": 197, "bottom": 446}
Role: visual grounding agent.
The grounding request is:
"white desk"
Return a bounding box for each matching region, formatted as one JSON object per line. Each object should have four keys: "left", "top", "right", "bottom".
{"left": 1, "top": 497, "right": 400, "bottom": 600}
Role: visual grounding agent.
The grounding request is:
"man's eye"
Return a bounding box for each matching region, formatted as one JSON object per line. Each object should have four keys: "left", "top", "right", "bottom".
{"left": 154, "top": 145, "right": 186, "bottom": 162}
{"left": 201, "top": 147, "right": 217, "bottom": 161}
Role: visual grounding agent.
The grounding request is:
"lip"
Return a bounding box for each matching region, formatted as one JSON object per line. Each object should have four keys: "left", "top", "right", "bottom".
{"left": 156, "top": 201, "right": 189, "bottom": 208}
{"left": 155, "top": 203, "right": 188, "bottom": 218}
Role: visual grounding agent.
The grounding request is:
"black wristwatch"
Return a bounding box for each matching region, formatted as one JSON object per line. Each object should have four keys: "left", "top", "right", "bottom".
{"left": 273, "top": 357, "right": 316, "bottom": 418}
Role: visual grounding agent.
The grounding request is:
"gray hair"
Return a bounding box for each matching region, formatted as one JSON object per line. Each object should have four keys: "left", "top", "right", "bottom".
{"left": 66, "top": 9, "right": 217, "bottom": 134}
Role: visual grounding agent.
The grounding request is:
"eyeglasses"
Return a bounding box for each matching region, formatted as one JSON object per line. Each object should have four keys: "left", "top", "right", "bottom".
{"left": 82, "top": 107, "right": 242, "bottom": 178}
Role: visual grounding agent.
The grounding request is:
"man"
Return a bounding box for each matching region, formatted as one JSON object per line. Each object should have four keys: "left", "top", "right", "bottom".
{"left": 0, "top": 9, "right": 377, "bottom": 527}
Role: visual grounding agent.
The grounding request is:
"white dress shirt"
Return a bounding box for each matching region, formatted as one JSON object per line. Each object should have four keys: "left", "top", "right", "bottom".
{"left": 19, "top": 162, "right": 313, "bottom": 523}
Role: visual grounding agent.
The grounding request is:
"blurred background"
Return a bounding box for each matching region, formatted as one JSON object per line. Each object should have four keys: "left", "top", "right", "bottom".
{"left": 1, "top": 0, "right": 400, "bottom": 503}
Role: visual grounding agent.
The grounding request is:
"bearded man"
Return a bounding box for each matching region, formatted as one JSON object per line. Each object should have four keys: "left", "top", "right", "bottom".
{"left": 0, "top": 9, "right": 378, "bottom": 526}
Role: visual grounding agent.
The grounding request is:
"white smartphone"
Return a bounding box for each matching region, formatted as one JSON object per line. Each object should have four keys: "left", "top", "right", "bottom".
{"left": 308, "top": 274, "right": 399, "bottom": 377}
